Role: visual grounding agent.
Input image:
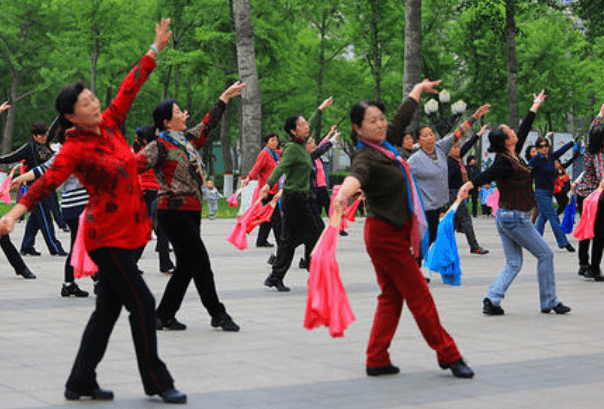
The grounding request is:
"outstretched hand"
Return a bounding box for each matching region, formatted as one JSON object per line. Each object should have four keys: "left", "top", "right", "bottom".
{"left": 319, "top": 97, "right": 334, "bottom": 111}
{"left": 408, "top": 79, "right": 441, "bottom": 102}
{"left": 531, "top": 90, "right": 547, "bottom": 112}
{"left": 154, "top": 18, "right": 172, "bottom": 53}
{"left": 0, "top": 101, "right": 10, "bottom": 113}
{"left": 472, "top": 104, "right": 491, "bottom": 121}
{"left": 477, "top": 124, "right": 489, "bottom": 137}
{"left": 220, "top": 81, "right": 247, "bottom": 104}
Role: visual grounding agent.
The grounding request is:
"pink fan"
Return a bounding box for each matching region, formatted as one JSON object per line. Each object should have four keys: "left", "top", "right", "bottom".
{"left": 0, "top": 176, "right": 12, "bottom": 204}
{"left": 71, "top": 213, "right": 98, "bottom": 279}
{"left": 246, "top": 202, "right": 276, "bottom": 234}
{"left": 304, "top": 225, "right": 355, "bottom": 338}
{"left": 225, "top": 199, "right": 263, "bottom": 250}
{"left": 486, "top": 190, "right": 499, "bottom": 216}
{"left": 344, "top": 196, "right": 362, "bottom": 222}
{"left": 573, "top": 189, "right": 602, "bottom": 241}
{"left": 226, "top": 188, "right": 242, "bottom": 207}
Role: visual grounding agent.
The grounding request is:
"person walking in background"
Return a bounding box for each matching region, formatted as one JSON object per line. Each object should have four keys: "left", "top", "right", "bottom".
{"left": 202, "top": 180, "right": 223, "bottom": 220}
{"left": 460, "top": 90, "right": 571, "bottom": 316}
{"left": 553, "top": 141, "right": 580, "bottom": 215}
{"left": 480, "top": 183, "right": 495, "bottom": 216}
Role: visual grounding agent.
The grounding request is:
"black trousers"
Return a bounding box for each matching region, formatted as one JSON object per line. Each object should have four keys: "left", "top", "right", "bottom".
{"left": 64, "top": 217, "right": 79, "bottom": 283}
{"left": 270, "top": 191, "right": 320, "bottom": 281}
{"left": 425, "top": 208, "right": 444, "bottom": 246}
{"left": 256, "top": 193, "right": 283, "bottom": 246}
{"left": 577, "top": 194, "right": 604, "bottom": 271}
{"left": 66, "top": 247, "right": 173, "bottom": 395}
{"left": 156, "top": 210, "right": 226, "bottom": 321}
{"left": 142, "top": 190, "right": 174, "bottom": 273}
{"left": 316, "top": 186, "right": 331, "bottom": 217}
{"left": 469, "top": 189, "right": 479, "bottom": 217}
{"left": 21, "top": 198, "right": 64, "bottom": 254}
{"left": 554, "top": 192, "right": 569, "bottom": 215}
{"left": 49, "top": 190, "right": 68, "bottom": 230}
{"left": 0, "top": 234, "right": 26, "bottom": 274}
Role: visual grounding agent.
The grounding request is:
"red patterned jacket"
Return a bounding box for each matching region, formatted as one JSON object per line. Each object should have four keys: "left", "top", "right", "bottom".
{"left": 20, "top": 55, "right": 155, "bottom": 251}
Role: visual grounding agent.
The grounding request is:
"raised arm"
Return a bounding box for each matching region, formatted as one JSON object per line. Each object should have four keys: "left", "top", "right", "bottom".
{"left": 103, "top": 18, "right": 172, "bottom": 131}
{"left": 388, "top": 79, "right": 441, "bottom": 142}
{"left": 187, "top": 81, "right": 246, "bottom": 149}
{"left": 516, "top": 90, "right": 546, "bottom": 153}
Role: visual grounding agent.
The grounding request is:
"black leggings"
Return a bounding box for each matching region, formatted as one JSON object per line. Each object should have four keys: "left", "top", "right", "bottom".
{"left": 577, "top": 194, "right": 604, "bottom": 271}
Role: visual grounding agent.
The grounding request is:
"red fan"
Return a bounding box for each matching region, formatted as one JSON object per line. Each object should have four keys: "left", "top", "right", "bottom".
{"left": 225, "top": 199, "right": 263, "bottom": 250}
{"left": 304, "top": 225, "right": 355, "bottom": 338}
{"left": 344, "top": 196, "right": 362, "bottom": 222}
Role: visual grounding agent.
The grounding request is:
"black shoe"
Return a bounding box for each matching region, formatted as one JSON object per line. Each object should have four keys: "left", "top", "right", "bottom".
{"left": 366, "top": 364, "right": 400, "bottom": 376}
{"left": 158, "top": 387, "right": 187, "bottom": 404}
{"left": 339, "top": 230, "right": 348, "bottom": 236}
{"left": 62, "top": 226, "right": 70, "bottom": 232}
{"left": 425, "top": 276, "right": 430, "bottom": 283}
{"left": 256, "top": 241, "right": 274, "bottom": 248}
{"left": 483, "top": 298, "right": 504, "bottom": 315}
{"left": 439, "top": 358, "right": 474, "bottom": 379}
{"left": 541, "top": 302, "right": 571, "bottom": 314}
{"left": 64, "top": 387, "right": 114, "bottom": 400}
{"left": 20, "top": 248, "right": 41, "bottom": 256}
{"left": 61, "top": 283, "right": 89, "bottom": 298}
{"left": 264, "top": 276, "right": 290, "bottom": 292}
{"left": 578, "top": 264, "right": 590, "bottom": 276}
{"left": 298, "top": 257, "right": 309, "bottom": 269}
{"left": 267, "top": 253, "right": 276, "bottom": 265}
{"left": 156, "top": 317, "right": 187, "bottom": 330}
{"left": 211, "top": 313, "right": 240, "bottom": 332}
{"left": 562, "top": 243, "right": 575, "bottom": 253}
{"left": 52, "top": 249, "right": 68, "bottom": 256}
{"left": 16, "top": 266, "right": 36, "bottom": 279}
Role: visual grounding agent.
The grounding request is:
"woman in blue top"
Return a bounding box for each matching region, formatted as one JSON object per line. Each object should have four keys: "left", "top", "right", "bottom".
{"left": 529, "top": 133, "right": 578, "bottom": 252}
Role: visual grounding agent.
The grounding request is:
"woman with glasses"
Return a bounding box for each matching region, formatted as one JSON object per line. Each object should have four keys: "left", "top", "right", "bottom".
{"left": 529, "top": 133, "right": 577, "bottom": 252}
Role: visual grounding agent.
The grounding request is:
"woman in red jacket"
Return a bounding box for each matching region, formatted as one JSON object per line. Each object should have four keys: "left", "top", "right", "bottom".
{"left": 0, "top": 19, "right": 186, "bottom": 404}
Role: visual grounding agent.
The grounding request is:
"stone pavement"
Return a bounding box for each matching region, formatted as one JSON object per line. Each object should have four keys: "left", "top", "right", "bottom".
{"left": 1, "top": 216, "right": 603, "bottom": 408}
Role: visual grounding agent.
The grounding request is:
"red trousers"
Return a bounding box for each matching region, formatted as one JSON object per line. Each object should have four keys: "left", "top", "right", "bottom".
{"left": 364, "top": 217, "right": 461, "bottom": 367}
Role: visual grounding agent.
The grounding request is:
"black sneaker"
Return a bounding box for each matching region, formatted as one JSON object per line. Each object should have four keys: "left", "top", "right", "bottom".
{"left": 267, "top": 253, "right": 276, "bottom": 265}
{"left": 211, "top": 313, "right": 240, "bottom": 332}
{"left": 561, "top": 243, "right": 575, "bottom": 253}
{"left": 256, "top": 241, "right": 274, "bottom": 248}
{"left": 483, "top": 297, "right": 504, "bottom": 315}
{"left": 298, "top": 257, "right": 309, "bottom": 269}
{"left": 156, "top": 317, "right": 187, "bottom": 330}
{"left": 541, "top": 302, "right": 571, "bottom": 314}
{"left": 264, "top": 276, "right": 290, "bottom": 292}
{"left": 61, "top": 283, "right": 89, "bottom": 298}
{"left": 339, "top": 230, "right": 348, "bottom": 236}
{"left": 16, "top": 266, "right": 36, "bottom": 279}
{"left": 439, "top": 358, "right": 474, "bottom": 379}
{"left": 578, "top": 264, "right": 590, "bottom": 276}
{"left": 64, "top": 387, "right": 114, "bottom": 400}
{"left": 158, "top": 387, "right": 187, "bottom": 404}
{"left": 20, "top": 248, "right": 41, "bottom": 256}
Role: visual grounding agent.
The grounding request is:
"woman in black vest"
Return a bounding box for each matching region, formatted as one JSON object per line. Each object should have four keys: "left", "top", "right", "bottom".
{"left": 459, "top": 90, "right": 571, "bottom": 316}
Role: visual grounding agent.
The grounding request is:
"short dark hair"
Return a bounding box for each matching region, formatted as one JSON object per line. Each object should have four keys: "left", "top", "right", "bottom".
{"left": 349, "top": 100, "right": 385, "bottom": 144}
{"left": 55, "top": 81, "right": 88, "bottom": 143}
{"left": 466, "top": 155, "right": 476, "bottom": 165}
{"left": 588, "top": 124, "right": 604, "bottom": 155}
{"left": 487, "top": 125, "right": 509, "bottom": 154}
{"left": 284, "top": 115, "right": 301, "bottom": 138}
{"left": 153, "top": 99, "right": 176, "bottom": 131}
{"left": 263, "top": 132, "right": 279, "bottom": 145}
{"left": 30, "top": 121, "right": 48, "bottom": 137}
{"left": 133, "top": 125, "right": 157, "bottom": 153}
{"left": 524, "top": 144, "right": 536, "bottom": 161}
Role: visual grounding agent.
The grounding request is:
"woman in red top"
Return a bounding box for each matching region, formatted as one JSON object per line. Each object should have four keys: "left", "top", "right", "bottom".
{"left": 240, "top": 132, "right": 282, "bottom": 247}
{"left": 0, "top": 19, "right": 186, "bottom": 404}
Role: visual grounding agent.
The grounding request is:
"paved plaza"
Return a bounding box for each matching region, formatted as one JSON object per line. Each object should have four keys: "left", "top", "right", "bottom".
{"left": 1, "top": 215, "right": 603, "bottom": 408}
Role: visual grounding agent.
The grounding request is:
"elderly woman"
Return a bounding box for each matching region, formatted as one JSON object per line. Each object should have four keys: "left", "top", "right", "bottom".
{"left": 0, "top": 19, "right": 186, "bottom": 403}
{"left": 137, "top": 81, "right": 245, "bottom": 333}
{"left": 459, "top": 91, "right": 571, "bottom": 316}
{"left": 332, "top": 79, "right": 474, "bottom": 380}
{"left": 408, "top": 105, "right": 490, "bottom": 247}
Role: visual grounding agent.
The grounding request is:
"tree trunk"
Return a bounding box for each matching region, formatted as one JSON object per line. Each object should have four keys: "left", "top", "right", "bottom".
{"left": 505, "top": 2, "right": 519, "bottom": 129}
{"left": 403, "top": 0, "right": 422, "bottom": 131}
{"left": 1, "top": 74, "right": 20, "bottom": 160}
{"left": 232, "top": 0, "right": 262, "bottom": 176}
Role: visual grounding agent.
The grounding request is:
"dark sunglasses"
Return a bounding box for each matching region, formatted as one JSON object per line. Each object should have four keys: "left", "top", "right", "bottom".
{"left": 538, "top": 144, "right": 549, "bottom": 148}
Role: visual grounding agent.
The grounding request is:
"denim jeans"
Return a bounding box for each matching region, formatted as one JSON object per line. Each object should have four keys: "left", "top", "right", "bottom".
{"left": 486, "top": 209, "right": 560, "bottom": 311}
{"left": 535, "top": 189, "right": 570, "bottom": 248}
